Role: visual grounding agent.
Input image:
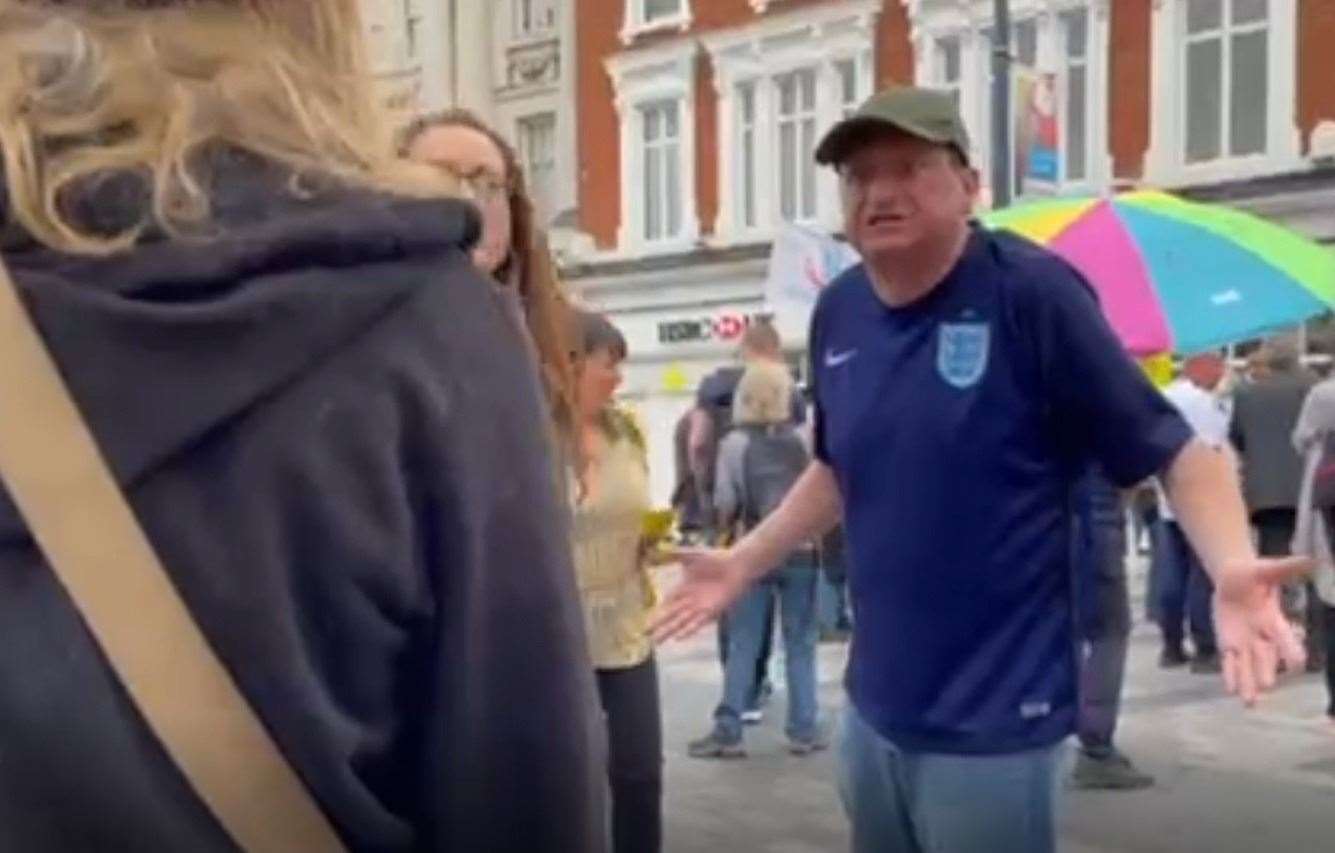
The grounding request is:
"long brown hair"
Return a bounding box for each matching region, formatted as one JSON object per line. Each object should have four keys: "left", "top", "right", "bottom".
{"left": 0, "top": 0, "right": 452, "bottom": 254}
{"left": 400, "top": 109, "right": 578, "bottom": 438}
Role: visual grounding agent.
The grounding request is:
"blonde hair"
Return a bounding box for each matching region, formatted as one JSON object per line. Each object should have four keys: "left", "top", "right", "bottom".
{"left": 0, "top": 0, "right": 451, "bottom": 255}
{"left": 734, "top": 360, "right": 794, "bottom": 426}
{"left": 740, "top": 317, "right": 782, "bottom": 360}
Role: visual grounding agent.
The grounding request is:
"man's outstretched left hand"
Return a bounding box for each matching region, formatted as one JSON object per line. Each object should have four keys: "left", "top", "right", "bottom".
{"left": 1212, "top": 556, "right": 1312, "bottom": 707}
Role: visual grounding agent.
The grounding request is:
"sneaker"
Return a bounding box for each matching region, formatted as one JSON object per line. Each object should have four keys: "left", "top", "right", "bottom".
{"left": 740, "top": 709, "right": 764, "bottom": 725}
{"left": 788, "top": 737, "right": 829, "bottom": 756}
{"left": 688, "top": 732, "right": 745, "bottom": 759}
{"left": 1071, "top": 750, "right": 1155, "bottom": 791}
{"left": 1190, "top": 652, "right": 1222, "bottom": 675}
{"left": 1159, "top": 646, "right": 1190, "bottom": 669}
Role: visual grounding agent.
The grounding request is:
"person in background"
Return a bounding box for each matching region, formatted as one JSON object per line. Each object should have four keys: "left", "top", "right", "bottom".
{"left": 1245, "top": 349, "right": 1272, "bottom": 385}
{"left": 689, "top": 361, "right": 823, "bottom": 758}
{"left": 1071, "top": 467, "right": 1154, "bottom": 790}
{"left": 1155, "top": 353, "right": 1230, "bottom": 673}
{"left": 690, "top": 318, "right": 799, "bottom": 722}
{"left": 569, "top": 311, "right": 663, "bottom": 853}
{"left": 1290, "top": 377, "right": 1335, "bottom": 722}
{"left": 1231, "top": 338, "right": 1322, "bottom": 671}
{"left": 1130, "top": 482, "right": 1159, "bottom": 557}
{"left": 818, "top": 524, "right": 855, "bottom": 642}
{"left": 671, "top": 408, "right": 708, "bottom": 542}
{"left": 0, "top": 1, "right": 604, "bottom": 849}
{"left": 689, "top": 318, "right": 804, "bottom": 527}
{"left": 401, "top": 109, "right": 578, "bottom": 439}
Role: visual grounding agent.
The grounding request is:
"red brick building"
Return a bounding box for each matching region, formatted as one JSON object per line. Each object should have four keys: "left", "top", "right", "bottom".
{"left": 565, "top": 0, "right": 1335, "bottom": 503}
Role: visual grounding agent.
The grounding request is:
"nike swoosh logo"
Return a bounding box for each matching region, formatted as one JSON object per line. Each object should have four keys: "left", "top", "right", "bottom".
{"left": 825, "top": 349, "right": 858, "bottom": 368}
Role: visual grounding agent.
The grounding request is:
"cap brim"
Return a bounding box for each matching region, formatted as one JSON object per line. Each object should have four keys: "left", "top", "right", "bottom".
{"left": 814, "top": 116, "right": 955, "bottom": 166}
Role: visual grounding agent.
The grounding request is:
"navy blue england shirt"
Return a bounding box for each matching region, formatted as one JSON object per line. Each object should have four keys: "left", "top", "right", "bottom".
{"left": 811, "top": 227, "right": 1192, "bottom": 754}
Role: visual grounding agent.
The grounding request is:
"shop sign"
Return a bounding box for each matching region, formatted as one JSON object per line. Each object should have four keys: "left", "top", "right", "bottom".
{"left": 657, "top": 312, "right": 765, "bottom": 345}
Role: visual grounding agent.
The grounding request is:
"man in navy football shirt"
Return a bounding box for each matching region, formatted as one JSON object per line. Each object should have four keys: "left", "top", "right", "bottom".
{"left": 653, "top": 87, "right": 1309, "bottom": 853}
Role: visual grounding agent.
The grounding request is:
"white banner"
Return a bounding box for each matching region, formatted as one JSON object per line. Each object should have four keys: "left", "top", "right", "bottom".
{"left": 763, "top": 224, "right": 861, "bottom": 345}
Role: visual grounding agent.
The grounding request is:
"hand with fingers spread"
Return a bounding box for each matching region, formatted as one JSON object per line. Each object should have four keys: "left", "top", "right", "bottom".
{"left": 649, "top": 547, "right": 755, "bottom": 643}
{"left": 1212, "top": 555, "right": 1312, "bottom": 706}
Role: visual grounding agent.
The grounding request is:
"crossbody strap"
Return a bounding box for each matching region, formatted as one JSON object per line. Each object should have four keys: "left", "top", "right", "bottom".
{"left": 0, "top": 257, "right": 346, "bottom": 852}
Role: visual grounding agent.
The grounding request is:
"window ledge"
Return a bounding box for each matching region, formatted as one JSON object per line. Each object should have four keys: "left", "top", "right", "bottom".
{"left": 508, "top": 31, "right": 559, "bottom": 50}
{"left": 620, "top": 12, "right": 693, "bottom": 46}
{"left": 1148, "top": 154, "right": 1311, "bottom": 191}
{"left": 707, "top": 226, "right": 776, "bottom": 249}
{"left": 616, "top": 235, "right": 702, "bottom": 260}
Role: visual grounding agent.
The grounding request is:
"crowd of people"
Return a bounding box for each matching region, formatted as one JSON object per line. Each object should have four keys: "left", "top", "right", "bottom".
{"left": 0, "top": 3, "right": 1323, "bottom": 853}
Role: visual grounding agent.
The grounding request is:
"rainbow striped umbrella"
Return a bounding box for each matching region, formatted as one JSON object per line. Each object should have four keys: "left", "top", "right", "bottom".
{"left": 982, "top": 191, "right": 1335, "bottom": 356}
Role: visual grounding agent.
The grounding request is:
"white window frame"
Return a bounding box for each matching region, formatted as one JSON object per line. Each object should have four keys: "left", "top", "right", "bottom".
{"left": 639, "top": 100, "right": 684, "bottom": 243}
{"left": 517, "top": 112, "right": 558, "bottom": 222}
{"left": 932, "top": 33, "right": 964, "bottom": 108}
{"left": 774, "top": 67, "right": 821, "bottom": 225}
{"left": 1147, "top": 0, "right": 1301, "bottom": 186}
{"left": 908, "top": 0, "right": 1111, "bottom": 200}
{"left": 621, "top": 0, "right": 692, "bottom": 45}
{"left": 1058, "top": 7, "right": 1092, "bottom": 185}
{"left": 735, "top": 81, "right": 761, "bottom": 231}
{"left": 512, "top": 0, "right": 558, "bottom": 42}
{"left": 403, "top": 0, "right": 424, "bottom": 61}
{"left": 704, "top": 1, "right": 879, "bottom": 244}
{"left": 606, "top": 41, "right": 700, "bottom": 256}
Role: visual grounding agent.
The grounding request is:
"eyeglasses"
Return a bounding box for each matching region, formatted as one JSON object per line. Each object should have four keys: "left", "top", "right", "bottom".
{"left": 838, "top": 153, "right": 957, "bottom": 191}
{"left": 434, "top": 164, "right": 512, "bottom": 204}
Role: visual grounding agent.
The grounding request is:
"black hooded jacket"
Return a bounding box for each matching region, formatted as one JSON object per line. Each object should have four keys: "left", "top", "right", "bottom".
{"left": 0, "top": 152, "right": 606, "bottom": 851}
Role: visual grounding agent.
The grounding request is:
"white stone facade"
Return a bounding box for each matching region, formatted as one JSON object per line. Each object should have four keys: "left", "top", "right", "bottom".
{"left": 360, "top": 0, "right": 579, "bottom": 227}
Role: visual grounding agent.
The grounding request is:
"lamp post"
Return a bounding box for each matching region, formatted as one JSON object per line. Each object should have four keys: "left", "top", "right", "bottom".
{"left": 990, "top": 0, "right": 1013, "bottom": 209}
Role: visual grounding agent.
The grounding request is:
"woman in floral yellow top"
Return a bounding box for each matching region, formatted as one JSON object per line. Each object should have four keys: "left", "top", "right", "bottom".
{"left": 570, "top": 311, "right": 662, "bottom": 853}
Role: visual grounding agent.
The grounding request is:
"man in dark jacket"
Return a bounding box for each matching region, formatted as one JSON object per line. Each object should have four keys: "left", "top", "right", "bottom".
{"left": 1071, "top": 468, "right": 1153, "bottom": 790}
{"left": 1231, "top": 338, "right": 1323, "bottom": 667}
{"left": 0, "top": 152, "right": 606, "bottom": 851}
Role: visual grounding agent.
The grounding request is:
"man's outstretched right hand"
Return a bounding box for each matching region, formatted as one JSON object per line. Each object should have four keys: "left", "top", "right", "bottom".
{"left": 649, "top": 548, "right": 753, "bottom": 643}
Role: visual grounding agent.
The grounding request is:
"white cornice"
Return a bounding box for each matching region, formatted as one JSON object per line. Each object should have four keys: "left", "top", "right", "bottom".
{"left": 605, "top": 37, "right": 700, "bottom": 81}
{"left": 700, "top": 0, "right": 881, "bottom": 58}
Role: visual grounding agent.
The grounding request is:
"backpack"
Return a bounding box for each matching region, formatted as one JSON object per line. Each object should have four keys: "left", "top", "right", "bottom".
{"left": 739, "top": 424, "right": 809, "bottom": 530}
{"left": 694, "top": 368, "right": 742, "bottom": 506}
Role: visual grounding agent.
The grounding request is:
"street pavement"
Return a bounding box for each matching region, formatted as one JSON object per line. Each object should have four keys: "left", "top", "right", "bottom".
{"left": 655, "top": 559, "right": 1335, "bottom": 853}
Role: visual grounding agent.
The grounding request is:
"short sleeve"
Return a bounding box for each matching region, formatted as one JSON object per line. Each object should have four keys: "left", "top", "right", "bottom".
{"left": 1027, "top": 260, "right": 1193, "bottom": 487}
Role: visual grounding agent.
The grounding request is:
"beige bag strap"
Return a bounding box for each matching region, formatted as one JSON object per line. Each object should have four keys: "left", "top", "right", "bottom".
{"left": 0, "top": 256, "right": 347, "bottom": 853}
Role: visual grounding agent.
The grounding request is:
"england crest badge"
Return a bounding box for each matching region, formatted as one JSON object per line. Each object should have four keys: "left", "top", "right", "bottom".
{"left": 937, "top": 322, "right": 990, "bottom": 389}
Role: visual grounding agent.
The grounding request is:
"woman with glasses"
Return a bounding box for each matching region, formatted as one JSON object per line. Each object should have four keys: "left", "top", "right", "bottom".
{"left": 402, "top": 110, "right": 578, "bottom": 437}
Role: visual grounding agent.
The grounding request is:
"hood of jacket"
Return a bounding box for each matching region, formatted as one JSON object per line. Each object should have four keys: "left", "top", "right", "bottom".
{"left": 0, "top": 146, "right": 480, "bottom": 542}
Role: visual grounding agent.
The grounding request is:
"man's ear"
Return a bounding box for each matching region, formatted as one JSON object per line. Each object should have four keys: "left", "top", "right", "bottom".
{"left": 959, "top": 167, "right": 982, "bottom": 215}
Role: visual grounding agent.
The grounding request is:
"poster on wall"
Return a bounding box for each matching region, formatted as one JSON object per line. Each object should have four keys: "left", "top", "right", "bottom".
{"left": 764, "top": 224, "right": 861, "bottom": 345}
{"left": 1014, "top": 68, "right": 1059, "bottom": 195}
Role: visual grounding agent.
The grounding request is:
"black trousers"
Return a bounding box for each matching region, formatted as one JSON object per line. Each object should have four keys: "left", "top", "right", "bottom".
{"left": 1322, "top": 604, "right": 1335, "bottom": 718}
{"left": 595, "top": 657, "right": 663, "bottom": 853}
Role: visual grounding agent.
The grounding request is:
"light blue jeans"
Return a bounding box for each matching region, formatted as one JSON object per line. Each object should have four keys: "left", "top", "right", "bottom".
{"left": 837, "top": 704, "right": 1062, "bottom": 853}
{"left": 714, "top": 555, "right": 819, "bottom": 743}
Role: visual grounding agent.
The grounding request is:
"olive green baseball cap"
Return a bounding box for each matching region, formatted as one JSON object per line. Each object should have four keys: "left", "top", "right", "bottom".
{"left": 815, "top": 86, "right": 971, "bottom": 167}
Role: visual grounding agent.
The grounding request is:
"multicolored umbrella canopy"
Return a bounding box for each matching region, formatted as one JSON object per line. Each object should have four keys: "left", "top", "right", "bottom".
{"left": 982, "top": 191, "right": 1335, "bottom": 356}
